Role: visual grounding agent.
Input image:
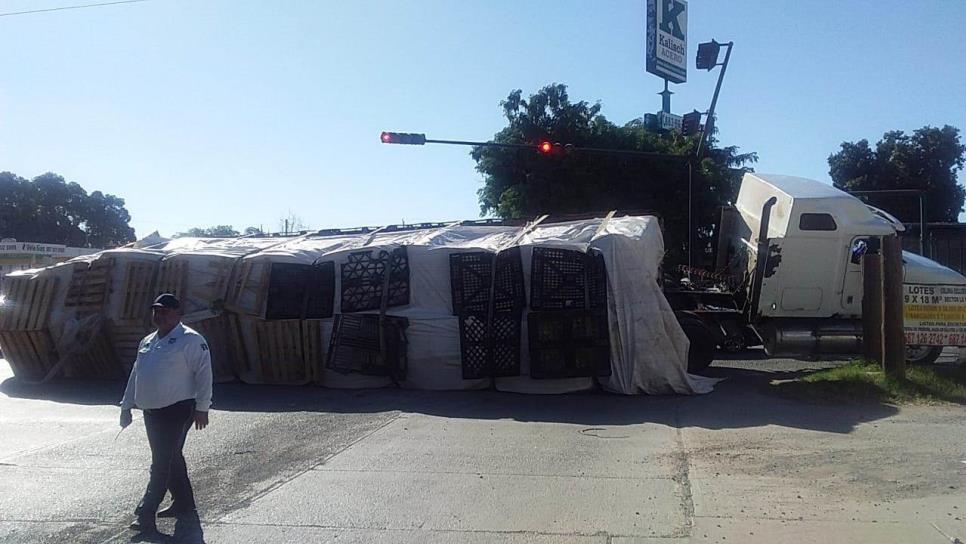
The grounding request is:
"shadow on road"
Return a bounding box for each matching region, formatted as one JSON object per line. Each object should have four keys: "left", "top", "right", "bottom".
{"left": 0, "top": 361, "right": 899, "bottom": 435}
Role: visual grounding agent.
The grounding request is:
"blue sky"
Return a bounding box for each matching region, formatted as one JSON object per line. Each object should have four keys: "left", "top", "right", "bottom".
{"left": 2, "top": 0, "right": 965, "bottom": 238}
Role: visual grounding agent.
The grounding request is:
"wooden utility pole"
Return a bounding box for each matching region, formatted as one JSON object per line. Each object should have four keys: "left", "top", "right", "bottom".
{"left": 862, "top": 248, "right": 884, "bottom": 364}
{"left": 881, "top": 234, "right": 906, "bottom": 378}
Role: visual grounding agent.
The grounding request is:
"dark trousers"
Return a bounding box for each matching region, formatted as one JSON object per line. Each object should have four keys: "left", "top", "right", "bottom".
{"left": 137, "top": 399, "right": 196, "bottom": 523}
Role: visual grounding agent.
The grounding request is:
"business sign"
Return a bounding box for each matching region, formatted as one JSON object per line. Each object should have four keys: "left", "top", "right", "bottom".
{"left": 903, "top": 283, "right": 966, "bottom": 345}
{"left": 646, "top": 0, "right": 688, "bottom": 83}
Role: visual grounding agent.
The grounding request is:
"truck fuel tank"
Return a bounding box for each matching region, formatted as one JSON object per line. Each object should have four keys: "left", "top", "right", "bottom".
{"left": 759, "top": 319, "right": 862, "bottom": 357}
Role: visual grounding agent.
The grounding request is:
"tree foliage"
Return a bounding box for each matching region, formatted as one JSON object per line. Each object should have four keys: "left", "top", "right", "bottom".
{"left": 0, "top": 171, "right": 135, "bottom": 247}
{"left": 174, "top": 225, "right": 241, "bottom": 238}
{"left": 828, "top": 125, "right": 966, "bottom": 222}
{"left": 471, "top": 84, "right": 757, "bottom": 265}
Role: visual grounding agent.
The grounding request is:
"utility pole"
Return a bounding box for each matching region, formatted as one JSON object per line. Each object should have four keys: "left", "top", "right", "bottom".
{"left": 882, "top": 234, "right": 906, "bottom": 378}
{"left": 695, "top": 40, "right": 733, "bottom": 157}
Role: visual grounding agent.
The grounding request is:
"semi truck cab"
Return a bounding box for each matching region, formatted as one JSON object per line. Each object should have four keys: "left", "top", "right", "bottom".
{"left": 702, "top": 173, "right": 965, "bottom": 366}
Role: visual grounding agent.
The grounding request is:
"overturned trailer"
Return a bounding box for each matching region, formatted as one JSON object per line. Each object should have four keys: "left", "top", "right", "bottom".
{"left": 0, "top": 214, "right": 716, "bottom": 395}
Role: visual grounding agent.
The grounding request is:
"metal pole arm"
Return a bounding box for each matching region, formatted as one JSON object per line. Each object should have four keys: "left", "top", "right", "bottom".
{"left": 695, "top": 42, "right": 733, "bottom": 157}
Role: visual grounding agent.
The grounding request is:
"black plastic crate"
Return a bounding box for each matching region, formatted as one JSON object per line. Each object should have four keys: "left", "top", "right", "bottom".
{"left": 587, "top": 251, "right": 607, "bottom": 310}
{"left": 528, "top": 310, "right": 611, "bottom": 379}
{"left": 530, "top": 247, "right": 607, "bottom": 310}
{"left": 449, "top": 247, "right": 525, "bottom": 315}
{"left": 265, "top": 262, "right": 335, "bottom": 320}
{"left": 327, "top": 313, "right": 409, "bottom": 380}
{"left": 340, "top": 247, "right": 410, "bottom": 313}
{"left": 458, "top": 312, "right": 521, "bottom": 379}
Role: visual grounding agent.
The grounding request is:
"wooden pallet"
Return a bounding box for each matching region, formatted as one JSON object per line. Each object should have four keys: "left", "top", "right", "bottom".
{"left": 64, "top": 329, "right": 123, "bottom": 380}
{"left": 64, "top": 259, "right": 113, "bottom": 311}
{"left": 0, "top": 330, "right": 59, "bottom": 380}
{"left": 119, "top": 261, "right": 158, "bottom": 324}
{"left": 302, "top": 319, "right": 324, "bottom": 382}
{"left": 157, "top": 259, "right": 188, "bottom": 302}
{"left": 225, "top": 260, "right": 269, "bottom": 316}
{"left": 249, "top": 318, "right": 324, "bottom": 383}
{"left": 107, "top": 322, "right": 150, "bottom": 370}
{"left": 207, "top": 259, "right": 234, "bottom": 306}
{"left": 0, "top": 275, "right": 58, "bottom": 331}
{"left": 253, "top": 319, "right": 302, "bottom": 383}
{"left": 191, "top": 315, "right": 237, "bottom": 383}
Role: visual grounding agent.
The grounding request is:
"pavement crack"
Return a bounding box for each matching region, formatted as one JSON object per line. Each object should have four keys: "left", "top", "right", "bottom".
{"left": 313, "top": 466, "right": 672, "bottom": 481}
{"left": 672, "top": 420, "right": 695, "bottom": 538}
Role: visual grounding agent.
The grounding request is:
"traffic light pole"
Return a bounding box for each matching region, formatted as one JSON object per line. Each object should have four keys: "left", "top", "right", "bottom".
{"left": 695, "top": 41, "right": 733, "bottom": 157}
{"left": 417, "top": 137, "right": 688, "bottom": 161}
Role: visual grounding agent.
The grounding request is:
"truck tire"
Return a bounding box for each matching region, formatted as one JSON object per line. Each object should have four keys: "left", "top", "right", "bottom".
{"left": 679, "top": 317, "right": 715, "bottom": 374}
{"left": 904, "top": 345, "right": 943, "bottom": 365}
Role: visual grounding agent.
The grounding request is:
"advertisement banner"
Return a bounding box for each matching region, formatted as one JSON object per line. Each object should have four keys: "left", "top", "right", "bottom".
{"left": 903, "top": 283, "right": 966, "bottom": 346}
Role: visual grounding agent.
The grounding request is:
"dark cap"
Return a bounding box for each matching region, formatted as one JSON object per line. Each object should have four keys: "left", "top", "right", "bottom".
{"left": 151, "top": 293, "right": 181, "bottom": 310}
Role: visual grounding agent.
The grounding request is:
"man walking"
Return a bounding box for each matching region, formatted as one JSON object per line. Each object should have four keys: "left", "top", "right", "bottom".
{"left": 120, "top": 293, "right": 213, "bottom": 537}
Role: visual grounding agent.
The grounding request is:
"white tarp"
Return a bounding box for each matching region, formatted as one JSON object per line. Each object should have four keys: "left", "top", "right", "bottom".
{"left": 3, "top": 216, "right": 717, "bottom": 395}
{"left": 232, "top": 217, "right": 715, "bottom": 395}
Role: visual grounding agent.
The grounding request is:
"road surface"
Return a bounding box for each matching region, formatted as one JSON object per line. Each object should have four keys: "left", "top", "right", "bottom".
{"left": 0, "top": 354, "right": 963, "bottom": 543}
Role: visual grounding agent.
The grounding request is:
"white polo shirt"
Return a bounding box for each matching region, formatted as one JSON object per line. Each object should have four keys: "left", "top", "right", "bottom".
{"left": 121, "top": 323, "right": 213, "bottom": 412}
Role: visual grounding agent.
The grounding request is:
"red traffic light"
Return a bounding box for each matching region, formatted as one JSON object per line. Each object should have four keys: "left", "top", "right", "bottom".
{"left": 538, "top": 141, "right": 553, "bottom": 154}
{"left": 380, "top": 131, "right": 427, "bottom": 145}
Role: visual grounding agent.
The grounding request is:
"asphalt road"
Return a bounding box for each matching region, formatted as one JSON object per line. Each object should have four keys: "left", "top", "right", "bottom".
{"left": 0, "top": 353, "right": 963, "bottom": 544}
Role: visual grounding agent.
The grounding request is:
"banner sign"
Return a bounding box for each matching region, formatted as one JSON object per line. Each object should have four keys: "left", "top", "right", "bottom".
{"left": 646, "top": 0, "right": 688, "bottom": 83}
{"left": 903, "top": 283, "right": 966, "bottom": 346}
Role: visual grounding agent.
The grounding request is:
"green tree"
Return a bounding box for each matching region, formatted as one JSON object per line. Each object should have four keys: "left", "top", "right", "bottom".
{"left": 0, "top": 171, "right": 135, "bottom": 247}
{"left": 828, "top": 125, "right": 966, "bottom": 222}
{"left": 471, "top": 84, "right": 757, "bottom": 265}
{"left": 174, "top": 225, "right": 241, "bottom": 238}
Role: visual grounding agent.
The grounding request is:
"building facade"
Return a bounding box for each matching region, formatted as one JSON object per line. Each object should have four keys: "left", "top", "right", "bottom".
{"left": 0, "top": 239, "right": 99, "bottom": 286}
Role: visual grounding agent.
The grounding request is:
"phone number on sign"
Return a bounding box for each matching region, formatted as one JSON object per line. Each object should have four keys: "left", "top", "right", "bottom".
{"left": 905, "top": 332, "right": 964, "bottom": 346}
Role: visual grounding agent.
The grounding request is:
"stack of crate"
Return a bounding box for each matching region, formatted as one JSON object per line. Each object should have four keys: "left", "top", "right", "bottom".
{"left": 161, "top": 255, "right": 243, "bottom": 382}
{"left": 108, "top": 259, "right": 159, "bottom": 372}
{"left": 0, "top": 274, "right": 60, "bottom": 381}
{"left": 61, "top": 259, "right": 125, "bottom": 379}
{"left": 225, "top": 259, "right": 327, "bottom": 384}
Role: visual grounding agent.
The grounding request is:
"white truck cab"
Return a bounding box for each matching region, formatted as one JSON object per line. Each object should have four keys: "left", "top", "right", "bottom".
{"left": 718, "top": 172, "right": 965, "bottom": 362}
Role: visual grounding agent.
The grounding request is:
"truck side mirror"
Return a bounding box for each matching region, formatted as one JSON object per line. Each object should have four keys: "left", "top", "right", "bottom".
{"left": 850, "top": 239, "right": 868, "bottom": 265}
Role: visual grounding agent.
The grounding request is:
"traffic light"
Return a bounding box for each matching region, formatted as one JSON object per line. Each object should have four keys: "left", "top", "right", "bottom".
{"left": 380, "top": 131, "right": 427, "bottom": 145}
{"left": 681, "top": 110, "right": 703, "bottom": 137}
{"left": 536, "top": 141, "right": 575, "bottom": 157}
{"left": 696, "top": 40, "right": 721, "bottom": 70}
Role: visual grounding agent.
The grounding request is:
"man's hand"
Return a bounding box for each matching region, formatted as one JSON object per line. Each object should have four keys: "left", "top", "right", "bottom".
{"left": 194, "top": 410, "right": 209, "bottom": 430}
{"left": 120, "top": 409, "right": 132, "bottom": 428}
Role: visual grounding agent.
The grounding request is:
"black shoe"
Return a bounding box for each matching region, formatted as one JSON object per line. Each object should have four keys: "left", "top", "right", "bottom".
{"left": 158, "top": 505, "right": 196, "bottom": 518}
{"left": 129, "top": 520, "right": 159, "bottom": 533}
{"left": 128, "top": 520, "right": 158, "bottom": 535}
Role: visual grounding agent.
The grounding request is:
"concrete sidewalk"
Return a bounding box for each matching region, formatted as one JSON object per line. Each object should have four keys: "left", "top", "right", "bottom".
{"left": 1, "top": 358, "right": 964, "bottom": 543}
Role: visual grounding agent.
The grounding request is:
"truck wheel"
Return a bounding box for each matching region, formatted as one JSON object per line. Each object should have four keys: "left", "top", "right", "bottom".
{"left": 679, "top": 318, "right": 715, "bottom": 373}
{"left": 904, "top": 345, "right": 943, "bottom": 365}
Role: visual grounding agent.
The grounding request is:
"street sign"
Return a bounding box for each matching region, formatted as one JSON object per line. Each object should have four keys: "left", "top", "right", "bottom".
{"left": 657, "top": 111, "right": 682, "bottom": 131}
{"left": 646, "top": 0, "right": 688, "bottom": 84}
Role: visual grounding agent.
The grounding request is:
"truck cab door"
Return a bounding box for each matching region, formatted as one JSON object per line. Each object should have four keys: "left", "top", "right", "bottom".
{"left": 840, "top": 237, "right": 870, "bottom": 315}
